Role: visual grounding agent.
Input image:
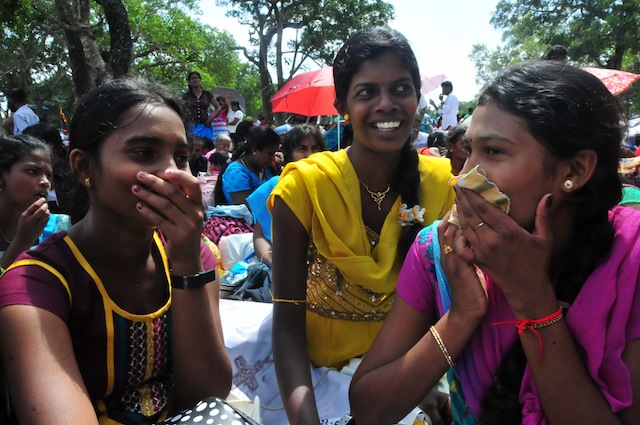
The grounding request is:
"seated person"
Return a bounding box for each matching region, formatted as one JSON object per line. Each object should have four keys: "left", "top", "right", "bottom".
{"left": 0, "top": 78, "right": 231, "bottom": 424}
{"left": 214, "top": 126, "right": 280, "bottom": 207}
{"left": 246, "top": 124, "right": 326, "bottom": 267}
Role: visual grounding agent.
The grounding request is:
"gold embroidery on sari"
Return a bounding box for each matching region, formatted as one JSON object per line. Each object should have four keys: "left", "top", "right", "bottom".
{"left": 306, "top": 228, "right": 394, "bottom": 321}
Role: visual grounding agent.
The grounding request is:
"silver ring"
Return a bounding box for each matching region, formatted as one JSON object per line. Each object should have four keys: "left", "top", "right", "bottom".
{"left": 473, "top": 221, "right": 485, "bottom": 231}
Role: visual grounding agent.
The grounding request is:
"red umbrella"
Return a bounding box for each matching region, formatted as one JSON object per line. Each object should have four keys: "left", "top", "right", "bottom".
{"left": 270, "top": 66, "right": 338, "bottom": 116}
{"left": 583, "top": 67, "right": 640, "bottom": 96}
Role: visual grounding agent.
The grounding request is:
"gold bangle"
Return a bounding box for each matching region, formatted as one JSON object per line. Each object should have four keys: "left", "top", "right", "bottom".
{"left": 260, "top": 250, "right": 272, "bottom": 263}
{"left": 430, "top": 325, "right": 454, "bottom": 367}
{"left": 269, "top": 290, "right": 306, "bottom": 305}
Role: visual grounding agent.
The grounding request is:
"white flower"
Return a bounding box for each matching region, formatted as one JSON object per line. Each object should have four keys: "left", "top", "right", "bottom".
{"left": 398, "top": 203, "right": 426, "bottom": 227}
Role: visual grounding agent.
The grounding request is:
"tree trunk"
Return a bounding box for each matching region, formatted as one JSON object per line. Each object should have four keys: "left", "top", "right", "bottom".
{"left": 54, "top": 0, "right": 132, "bottom": 97}
{"left": 54, "top": 0, "right": 94, "bottom": 97}
{"left": 259, "top": 34, "right": 275, "bottom": 122}
{"left": 96, "top": 0, "right": 133, "bottom": 77}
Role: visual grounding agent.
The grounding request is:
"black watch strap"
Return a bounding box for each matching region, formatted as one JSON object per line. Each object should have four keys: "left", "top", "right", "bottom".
{"left": 170, "top": 269, "right": 216, "bottom": 290}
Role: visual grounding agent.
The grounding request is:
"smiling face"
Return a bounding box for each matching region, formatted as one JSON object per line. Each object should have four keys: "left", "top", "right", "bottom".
{"left": 461, "top": 102, "right": 567, "bottom": 230}
{"left": 336, "top": 51, "right": 418, "bottom": 155}
{"left": 87, "top": 104, "right": 189, "bottom": 224}
{"left": 0, "top": 149, "right": 52, "bottom": 211}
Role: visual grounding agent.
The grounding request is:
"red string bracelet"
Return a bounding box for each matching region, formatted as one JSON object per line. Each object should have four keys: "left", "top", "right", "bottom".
{"left": 492, "top": 307, "right": 564, "bottom": 364}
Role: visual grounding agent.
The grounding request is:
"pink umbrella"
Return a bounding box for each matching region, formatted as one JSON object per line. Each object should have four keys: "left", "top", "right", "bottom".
{"left": 583, "top": 67, "right": 640, "bottom": 96}
{"left": 270, "top": 66, "right": 338, "bottom": 116}
{"left": 420, "top": 74, "right": 447, "bottom": 95}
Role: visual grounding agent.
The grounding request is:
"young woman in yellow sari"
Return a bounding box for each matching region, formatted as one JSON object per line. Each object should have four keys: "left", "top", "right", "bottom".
{"left": 268, "top": 27, "right": 455, "bottom": 425}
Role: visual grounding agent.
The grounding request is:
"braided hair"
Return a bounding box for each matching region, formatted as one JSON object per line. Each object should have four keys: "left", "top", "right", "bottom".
{"left": 333, "top": 26, "right": 423, "bottom": 260}
{"left": 475, "top": 61, "right": 625, "bottom": 424}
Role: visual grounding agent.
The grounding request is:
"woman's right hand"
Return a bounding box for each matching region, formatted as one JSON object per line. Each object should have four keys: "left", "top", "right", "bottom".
{"left": 15, "top": 197, "right": 50, "bottom": 246}
{"left": 438, "top": 217, "right": 488, "bottom": 322}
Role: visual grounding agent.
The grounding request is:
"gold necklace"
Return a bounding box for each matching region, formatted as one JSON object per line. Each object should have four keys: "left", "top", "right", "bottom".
{"left": 240, "top": 157, "right": 264, "bottom": 179}
{"left": 360, "top": 181, "right": 391, "bottom": 211}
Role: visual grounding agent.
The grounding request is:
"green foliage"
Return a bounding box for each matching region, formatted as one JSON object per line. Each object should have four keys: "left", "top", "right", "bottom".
{"left": 217, "top": 0, "right": 394, "bottom": 119}
{"left": 126, "top": 0, "right": 242, "bottom": 90}
{"left": 234, "top": 62, "right": 263, "bottom": 118}
{"left": 1, "top": 0, "right": 252, "bottom": 120}
{"left": 491, "top": 0, "right": 640, "bottom": 69}
{"left": 470, "top": 0, "right": 640, "bottom": 114}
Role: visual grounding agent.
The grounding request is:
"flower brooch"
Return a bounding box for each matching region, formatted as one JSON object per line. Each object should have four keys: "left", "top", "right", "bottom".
{"left": 398, "top": 203, "right": 426, "bottom": 227}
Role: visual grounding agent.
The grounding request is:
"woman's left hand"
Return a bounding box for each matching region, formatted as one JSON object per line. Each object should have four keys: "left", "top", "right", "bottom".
{"left": 452, "top": 188, "right": 556, "bottom": 311}
{"left": 132, "top": 169, "right": 204, "bottom": 275}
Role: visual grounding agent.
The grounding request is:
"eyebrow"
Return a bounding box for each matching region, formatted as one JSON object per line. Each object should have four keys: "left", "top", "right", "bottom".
{"left": 124, "top": 135, "right": 189, "bottom": 148}
{"left": 466, "top": 133, "right": 516, "bottom": 145}
{"left": 352, "top": 76, "right": 414, "bottom": 88}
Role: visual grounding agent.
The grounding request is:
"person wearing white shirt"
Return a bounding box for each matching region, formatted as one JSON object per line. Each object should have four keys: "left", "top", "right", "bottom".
{"left": 227, "top": 100, "right": 244, "bottom": 143}
{"left": 430, "top": 80, "right": 458, "bottom": 130}
{"left": 7, "top": 88, "right": 39, "bottom": 135}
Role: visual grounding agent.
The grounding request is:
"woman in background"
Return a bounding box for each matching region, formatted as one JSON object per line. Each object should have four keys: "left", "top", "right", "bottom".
{"left": 247, "top": 124, "right": 326, "bottom": 267}
{"left": 445, "top": 124, "right": 468, "bottom": 175}
{"left": 23, "top": 122, "right": 74, "bottom": 214}
{"left": 214, "top": 126, "right": 280, "bottom": 207}
{"left": 0, "top": 134, "right": 70, "bottom": 271}
{"left": 183, "top": 71, "right": 222, "bottom": 141}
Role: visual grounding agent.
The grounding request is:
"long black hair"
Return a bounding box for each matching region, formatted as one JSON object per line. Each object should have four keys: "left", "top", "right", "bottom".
{"left": 477, "top": 61, "right": 625, "bottom": 424}
{"left": 68, "top": 78, "right": 185, "bottom": 223}
{"left": 213, "top": 126, "right": 280, "bottom": 205}
{"left": 333, "top": 26, "right": 423, "bottom": 260}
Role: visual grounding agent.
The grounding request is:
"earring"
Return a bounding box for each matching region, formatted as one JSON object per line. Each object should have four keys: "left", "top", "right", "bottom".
{"left": 84, "top": 177, "right": 92, "bottom": 189}
{"left": 563, "top": 179, "right": 574, "bottom": 190}
{"left": 343, "top": 113, "right": 350, "bottom": 121}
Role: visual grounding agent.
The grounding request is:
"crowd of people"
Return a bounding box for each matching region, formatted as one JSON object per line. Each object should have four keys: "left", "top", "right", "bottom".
{"left": 0, "top": 25, "right": 639, "bottom": 425}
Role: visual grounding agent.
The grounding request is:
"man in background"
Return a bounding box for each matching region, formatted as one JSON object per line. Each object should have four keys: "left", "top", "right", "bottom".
{"left": 6, "top": 88, "right": 40, "bottom": 135}
{"left": 430, "top": 81, "right": 458, "bottom": 131}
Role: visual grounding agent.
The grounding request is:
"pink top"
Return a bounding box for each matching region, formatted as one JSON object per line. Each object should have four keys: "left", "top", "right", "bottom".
{"left": 397, "top": 206, "right": 640, "bottom": 424}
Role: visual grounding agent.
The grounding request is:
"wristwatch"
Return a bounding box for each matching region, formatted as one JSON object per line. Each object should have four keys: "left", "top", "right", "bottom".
{"left": 170, "top": 269, "right": 216, "bottom": 290}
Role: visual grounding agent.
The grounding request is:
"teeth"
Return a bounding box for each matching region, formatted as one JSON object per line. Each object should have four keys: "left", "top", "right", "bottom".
{"left": 375, "top": 121, "right": 400, "bottom": 130}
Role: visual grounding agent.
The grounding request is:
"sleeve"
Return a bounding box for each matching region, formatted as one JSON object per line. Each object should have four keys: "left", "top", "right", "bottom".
{"left": 0, "top": 262, "right": 72, "bottom": 322}
{"left": 13, "top": 114, "right": 29, "bottom": 135}
{"left": 396, "top": 229, "right": 438, "bottom": 316}
{"left": 246, "top": 177, "right": 277, "bottom": 225}
{"left": 222, "top": 164, "right": 252, "bottom": 194}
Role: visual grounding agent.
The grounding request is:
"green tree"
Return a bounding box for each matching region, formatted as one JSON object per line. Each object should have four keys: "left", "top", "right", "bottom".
{"left": 491, "top": 0, "right": 640, "bottom": 70}
{"left": 217, "top": 0, "right": 394, "bottom": 120}
{"left": 470, "top": 0, "right": 640, "bottom": 113}
{"left": 1, "top": 0, "right": 253, "bottom": 122}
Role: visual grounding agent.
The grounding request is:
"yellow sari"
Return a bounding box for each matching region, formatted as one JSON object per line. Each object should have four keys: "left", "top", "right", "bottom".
{"left": 269, "top": 150, "right": 454, "bottom": 367}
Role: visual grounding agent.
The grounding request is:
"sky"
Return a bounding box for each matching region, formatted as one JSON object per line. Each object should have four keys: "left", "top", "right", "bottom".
{"left": 198, "top": 0, "right": 504, "bottom": 102}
